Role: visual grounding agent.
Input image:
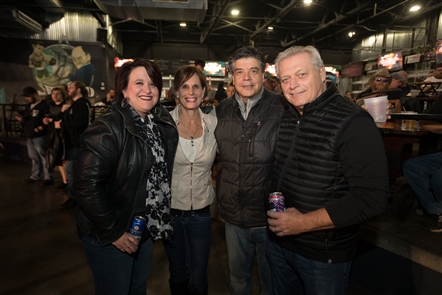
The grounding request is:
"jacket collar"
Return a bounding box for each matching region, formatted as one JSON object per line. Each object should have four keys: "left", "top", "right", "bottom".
{"left": 290, "top": 82, "right": 339, "bottom": 116}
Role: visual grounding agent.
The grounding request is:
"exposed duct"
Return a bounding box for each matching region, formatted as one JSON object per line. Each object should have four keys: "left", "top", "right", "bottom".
{"left": 93, "top": 0, "right": 207, "bottom": 22}
{"left": 0, "top": 8, "right": 42, "bottom": 34}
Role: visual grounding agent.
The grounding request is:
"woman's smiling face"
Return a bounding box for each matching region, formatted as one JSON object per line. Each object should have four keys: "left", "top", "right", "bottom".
{"left": 177, "top": 73, "right": 205, "bottom": 111}
{"left": 123, "top": 66, "right": 159, "bottom": 118}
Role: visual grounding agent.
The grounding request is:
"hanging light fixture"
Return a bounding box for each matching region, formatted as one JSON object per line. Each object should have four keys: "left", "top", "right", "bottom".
{"left": 409, "top": 5, "right": 421, "bottom": 12}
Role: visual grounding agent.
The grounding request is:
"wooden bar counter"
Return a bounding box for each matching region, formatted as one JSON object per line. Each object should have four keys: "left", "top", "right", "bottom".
{"left": 378, "top": 114, "right": 442, "bottom": 179}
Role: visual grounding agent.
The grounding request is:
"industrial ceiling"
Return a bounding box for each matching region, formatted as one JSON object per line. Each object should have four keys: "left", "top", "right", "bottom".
{"left": 1, "top": 0, "right": 441, "bottom": 50}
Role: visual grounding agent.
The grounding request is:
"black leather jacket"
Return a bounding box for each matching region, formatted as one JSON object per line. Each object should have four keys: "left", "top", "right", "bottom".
{"left": 74, "top": 103, "right": 178, "bottom": 245}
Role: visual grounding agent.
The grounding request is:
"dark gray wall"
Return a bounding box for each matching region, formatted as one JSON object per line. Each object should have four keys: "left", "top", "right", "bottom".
{"left": 122, "top": 42, "right": 352, "bottom": 66}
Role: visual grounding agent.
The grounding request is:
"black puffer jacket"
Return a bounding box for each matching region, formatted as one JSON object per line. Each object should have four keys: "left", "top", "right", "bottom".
{"left": 215, "top": 89, "right": 286, "bottom": 228}
{"left": 272, "top": 83, "right": 388, "bottom": 263}
{"left": 74, "top": 103, "right": 178, "bottom": 245}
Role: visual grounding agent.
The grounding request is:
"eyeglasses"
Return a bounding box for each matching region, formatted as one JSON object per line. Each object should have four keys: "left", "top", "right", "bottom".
{"left": 375, "top": 78, "right": 389, "bottom": 83}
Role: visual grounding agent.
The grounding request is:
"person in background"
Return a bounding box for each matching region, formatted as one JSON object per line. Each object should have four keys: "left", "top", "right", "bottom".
{"left": 389, "top": 72, "right": 405, "bottom": 89}
{"left": 423, "top": 63, "right": 442, "bottom": 83}
{"left": 215, "top": 46, "right": 285, "bottom": 295}
{"left": 263, "top": 75, "right": 279, "bottom": 92}
{"left": 16, "top": 86, "right": 53, "bottom": 186}
{"left": 345, "top": 90, "right": 352, "bottom": 99}
{"left": 42, "top": 87, "right": 68, "bottom": 189}
{"left": 201, "top": 84, "right": 217, "bottom": 107}
{"left": 387, "top": 71, "right": 405, "bottom": 100}
{"left": 59, "top": 84, "right": 72, "bottom": 105}
{"left": 389, "top": 71, "right": 422, "bottom": 112}
{"left": 74, "top": 59, "right": 178, "bottom": 295}
{"left": 325, "top": 71, "right": 338, "bottom": 87}
{"left": 394, "top": 70, "right": 417, "bottom": 97}
{"left": 403, "top": 95, "right": 442, "bottom": 234}
{"left": 60, "top": 81, "right": 91, "bottom": 209}
{"left": 267, "top": 45, "right": 389, "bottom": 295}
{"left": 226, "top": 83, "right": 236, "bottom": 98}
{"left": 357, "top": 68, "right": 390, "bottom": 99}
{"left": 273, "top": 78, "right": 283, "bottom": 95}
{"left": 101, "top": 89, "right": 115, "bottom": 105}
{"left": 420, "top": 63, "right": 442, "bottom": 95}
{"left": 194, "top": 58, "right": 206, "bottom": 72}
{"left": 215, "top": 81, "right": 228, "bottom": 103}
{"left": 165, "top": 65, "right": 217, "bottom": 295}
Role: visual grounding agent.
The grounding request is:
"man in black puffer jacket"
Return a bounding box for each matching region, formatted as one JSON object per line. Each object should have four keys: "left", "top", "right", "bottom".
{"left": 266, "top": 46, "right": 389, "bottom": 295}
{"left": 215, "top": 47, "right": 285, "bottom": 295}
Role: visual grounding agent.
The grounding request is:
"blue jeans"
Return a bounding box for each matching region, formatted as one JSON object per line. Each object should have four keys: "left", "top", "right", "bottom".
{"left": 266, "top": 238, "right": 351, "bottom": 295}
{"left": 225, "top": 222, "right": 273, "bottom": 295}
{"left": 65, "top": 148, "right": 80, "bottom": 199}
{"left": 164, "top": 208, "right": 212, "bottom": 294}
{"left": 81, "top": 235, "right": 154, "bottom": 295}
{"left": 403, "top": 152, "right": 442, "bottom": 215}
{"left": 27, "top": 137, "right": 52, "bottom": 180}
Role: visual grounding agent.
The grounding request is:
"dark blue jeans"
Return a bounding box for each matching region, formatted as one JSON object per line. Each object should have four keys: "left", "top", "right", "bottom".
{"left": 403, "top": 152, "right": 442, "bottom": 215}
{"left": 164, "top": 208, "right": 212, "bottom": 294}
{"left": 266, "top": 238, "right": 351, "bottom": 295}
{"left": 225, "top": 222, "right": 273, "bottom": 295}
{"left": 27, "top": 137, "right": 52, "bottom": 180}
{"left": 65, "top": 148, "right": 80, "bottom": 199}
{"left": 81, "top": 235, "right": 154, "bottom": 295}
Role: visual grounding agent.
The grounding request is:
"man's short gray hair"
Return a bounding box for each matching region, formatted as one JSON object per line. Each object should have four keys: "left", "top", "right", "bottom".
{"left": 274, "top": 46, "right": 324, "bottom": 78}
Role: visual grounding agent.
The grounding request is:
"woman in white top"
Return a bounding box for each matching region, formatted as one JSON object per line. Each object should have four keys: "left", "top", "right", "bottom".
{"left": 165, "top": 65, "right": 217, "bottom": 295}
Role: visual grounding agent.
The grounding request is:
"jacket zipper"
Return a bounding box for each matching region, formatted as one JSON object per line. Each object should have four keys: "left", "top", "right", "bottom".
{"left": 248, "top": 120, "right": 260, "bottom": 156}
{"left": 239, "top": 121, "right": 245, "bottom": 224}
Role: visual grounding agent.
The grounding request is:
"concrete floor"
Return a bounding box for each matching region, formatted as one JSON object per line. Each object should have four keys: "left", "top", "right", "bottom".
{"left": 0, "top": 155, "right": 440, "bottom": 295}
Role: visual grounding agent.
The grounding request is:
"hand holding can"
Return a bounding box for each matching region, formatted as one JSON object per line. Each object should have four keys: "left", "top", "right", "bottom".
{"left": 269, "top": 192, "right": 286, "bottom": 212}
{"left": 128, "top": 215, "right": 146, "bottom": 241}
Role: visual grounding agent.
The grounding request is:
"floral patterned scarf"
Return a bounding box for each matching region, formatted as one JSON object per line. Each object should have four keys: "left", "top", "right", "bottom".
{"left": 131, "top": 107, "right": 173, "bottom": 241}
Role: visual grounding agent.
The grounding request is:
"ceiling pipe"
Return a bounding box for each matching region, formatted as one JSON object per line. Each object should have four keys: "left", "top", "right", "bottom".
{"left": 282, "top": 0, "right": 379, "bottom": 48}
{"left": 200, "top": 0, "right": 230, "bottom": 44}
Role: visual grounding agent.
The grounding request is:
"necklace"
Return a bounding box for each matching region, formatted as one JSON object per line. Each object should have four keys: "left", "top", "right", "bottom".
{"left": 179, "top": 116, "right": 200, "bottom": 147}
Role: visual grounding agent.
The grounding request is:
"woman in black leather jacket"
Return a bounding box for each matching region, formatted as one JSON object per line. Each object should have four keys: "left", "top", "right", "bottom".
{"left": 74, "top": 59, "right": 178, "bottom": 295}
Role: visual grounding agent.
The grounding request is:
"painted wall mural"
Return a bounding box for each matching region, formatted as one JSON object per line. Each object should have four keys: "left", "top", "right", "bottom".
{"left": 28, "top": 42, "right": 96, "bottom": 97}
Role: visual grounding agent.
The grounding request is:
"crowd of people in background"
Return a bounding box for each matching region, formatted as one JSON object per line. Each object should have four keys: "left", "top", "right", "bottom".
{"left": 17, "top": 81, "right": 91, "bottom": 210}
{"left": 14, "top": 52, "right": 442, "bottom": 295}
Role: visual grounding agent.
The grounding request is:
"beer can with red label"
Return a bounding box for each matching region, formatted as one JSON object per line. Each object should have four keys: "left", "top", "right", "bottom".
{"left": 269, "top": 192, "right": 286, "bottom": 212}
